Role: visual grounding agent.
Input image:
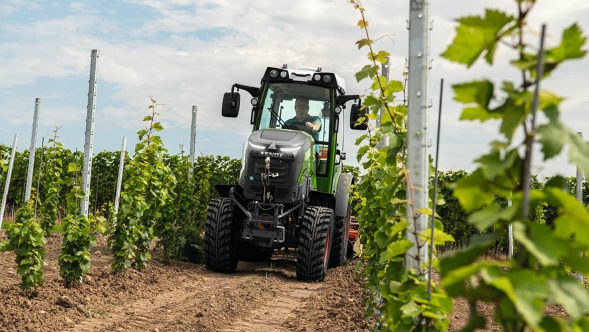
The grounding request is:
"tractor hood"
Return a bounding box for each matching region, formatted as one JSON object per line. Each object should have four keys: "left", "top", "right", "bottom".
{"left": 240, "top": 128, "right": 314, "bottom": 204}
{"left": 247, "top": 129, "right": 312, "bottom": 155}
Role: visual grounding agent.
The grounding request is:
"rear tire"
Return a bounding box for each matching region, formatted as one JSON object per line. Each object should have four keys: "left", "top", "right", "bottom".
{"left": 237, "top": 242, "right": 273, "bottom": 262}
{"left": 204, "top": 198, "right": 239, "bottom": 273}
{"left": 296, "top": 206, "right": 334, "bottom": 281}
{"left": 328, "top": 206, "right": 351, "bottom": 268}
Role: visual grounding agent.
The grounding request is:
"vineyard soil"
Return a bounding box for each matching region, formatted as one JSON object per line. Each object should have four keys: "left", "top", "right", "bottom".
{"left": 0, "top": 229, "right": 561, "bottom": 332}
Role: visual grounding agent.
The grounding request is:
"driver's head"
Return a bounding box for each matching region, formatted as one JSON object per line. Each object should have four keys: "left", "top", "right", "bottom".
{"left": 294, "top": 96, "right": 310, "bottom": 120}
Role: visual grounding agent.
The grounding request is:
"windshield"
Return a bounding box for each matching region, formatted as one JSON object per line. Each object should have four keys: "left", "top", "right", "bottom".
{"left": 258, "top": 83, "right": 332, "bottom": 144}
{"left": 257, "top": 83, "right": 333, "bottom": 176}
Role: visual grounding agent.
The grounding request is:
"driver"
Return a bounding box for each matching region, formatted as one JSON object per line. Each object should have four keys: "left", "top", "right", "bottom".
{"left": 284, "top": 96, "right": 321, "bottom": 141}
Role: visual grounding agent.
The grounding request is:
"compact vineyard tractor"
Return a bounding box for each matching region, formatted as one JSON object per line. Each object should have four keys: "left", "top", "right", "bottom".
{"left": 205, "top": 65, "right": 366, "bottom": 281}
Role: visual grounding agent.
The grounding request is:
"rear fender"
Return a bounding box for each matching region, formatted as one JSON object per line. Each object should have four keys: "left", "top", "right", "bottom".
{"left": 335, "top": 173, "right": 353, "bottom": 218}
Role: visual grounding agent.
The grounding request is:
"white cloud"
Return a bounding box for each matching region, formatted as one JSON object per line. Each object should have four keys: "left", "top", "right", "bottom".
{"left": 1, "top": 0, "right": 588, "bottom": 176}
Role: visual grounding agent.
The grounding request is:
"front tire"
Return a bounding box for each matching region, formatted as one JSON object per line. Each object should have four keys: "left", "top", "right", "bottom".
{"left": 296, "top": 206, "right": 334, "bottom": 281}
{"left": 204, "top": 197, "right": 239, "bottom": 273}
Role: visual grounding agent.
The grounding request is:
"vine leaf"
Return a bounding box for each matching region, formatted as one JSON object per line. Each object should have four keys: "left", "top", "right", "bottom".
{"left": 512, "top": 222, "right": 568, "bottom": 266}
{"left": 548, "top": 277, "right": 589, "bottom": 320}
{"left": 441, "top": 9, "right": 515, "bottom": 67}
{"left": 355, "top": 38, "right": 374, "bottom": 50}
{"left": 475, "top": 149, "right": 518, "bottom": 178}
{"left": 453, "top": 80, "right": 499, "bottom": 122}
{"left": 546, "top": 23, "right": 587, "bottom": 63}
{"left": 379, "top": 239, "right": 413, "bottom": 263}
{"left": 453, "top": 169, "right": 496, "bottom": 212}
{"left": 419, "top": 228, "right": 455, "bottom": 245}
{"left": 355, "top": 64, "right": 379, "bottom": 82}
{"left": 467, "top": 203, "right": 517, "bottom": 231}
{"left": 537, "top": 104, "right": 589, "bottom": 176}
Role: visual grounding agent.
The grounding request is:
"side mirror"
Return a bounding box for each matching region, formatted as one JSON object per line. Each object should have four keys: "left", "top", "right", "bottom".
{"left": 349, "top": 103, "right": 368, "bottom": 130}
{"left": 222, "top": 92, "right": 240, "bottom": 117}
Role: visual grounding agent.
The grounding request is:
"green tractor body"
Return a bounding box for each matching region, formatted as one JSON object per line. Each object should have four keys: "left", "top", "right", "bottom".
{"left": 205, "top": 65, "right": 366, "bottom": 281}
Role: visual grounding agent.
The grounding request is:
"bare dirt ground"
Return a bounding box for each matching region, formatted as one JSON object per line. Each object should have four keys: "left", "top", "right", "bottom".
{"left": 0, "top": 229, "right": 567, "bottom": 332}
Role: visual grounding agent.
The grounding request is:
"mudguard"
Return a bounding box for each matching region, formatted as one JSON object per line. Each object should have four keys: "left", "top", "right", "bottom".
{"left": 335, "top": 173, "right": 353, "bottom": 218}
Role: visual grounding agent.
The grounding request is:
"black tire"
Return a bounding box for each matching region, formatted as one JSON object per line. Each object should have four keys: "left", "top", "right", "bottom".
{"left": 296, "top": 206, "right": 334, "bottom": 281}
{"left": 237, "top": 242, "right": 273, "bottom": 262}
{"left": 328, "top": 206, "right": 351, "bottom": 268}
{"left": 204, "top": 197, "right": 239, "bottom": 273}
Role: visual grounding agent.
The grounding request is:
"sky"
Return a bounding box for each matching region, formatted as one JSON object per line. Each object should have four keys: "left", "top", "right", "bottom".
{"left": 1, "top": 0, "right": 588, "bottom": 178}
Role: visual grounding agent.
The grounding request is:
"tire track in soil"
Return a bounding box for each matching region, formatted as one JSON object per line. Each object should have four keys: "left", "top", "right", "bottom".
{"left": 67, "top": 260, "right": 322, "bottom": 332}
{"left": 68, "top": 275, "right": 238, "bottom": 332}
{"left": 222, "top": 282, "right": 322, "bottom": 332}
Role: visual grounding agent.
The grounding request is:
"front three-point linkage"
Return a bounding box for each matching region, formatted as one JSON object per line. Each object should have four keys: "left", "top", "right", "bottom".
{"left": 261, "top": 157, "right": 279, "bottom": 203}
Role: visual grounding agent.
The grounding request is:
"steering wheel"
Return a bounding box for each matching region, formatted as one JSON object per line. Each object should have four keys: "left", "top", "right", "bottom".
{"left": 283, "top": 123, "right": 314, "bottom": 135}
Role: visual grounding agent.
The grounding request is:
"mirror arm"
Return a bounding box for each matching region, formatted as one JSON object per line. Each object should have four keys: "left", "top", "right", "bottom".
{"left": 336, "top": 94, "right": 360, "bottom": 107}
{"left": 232, "top": 84, "right": 260, "bottom": 98}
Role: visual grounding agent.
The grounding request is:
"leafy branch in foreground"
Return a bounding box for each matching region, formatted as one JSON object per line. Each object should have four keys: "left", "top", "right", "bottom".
{"left": 350, "top": 1, "right": 453, "bottom": 330}
{"left": 440, "top": 1, "right": 589, "bottom": 331}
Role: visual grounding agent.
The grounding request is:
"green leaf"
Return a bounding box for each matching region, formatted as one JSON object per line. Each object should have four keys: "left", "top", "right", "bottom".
{"left": 357, "top": 19, "right": 369, "bottom": 29}
{"left": 538, "top": 104, "right": 589, "bottom": 177}
{"left": 549, "top": 276, "right": 589, "bottom": 320}
{"left": 379, "top": 239, "right": 413, "bottom": 263}
{"left": 453, "top": 169, "right": 496, "bottom": 212}
{"left": 152, "top": 122, "right": 164, "bottom": 132}
{"left": 475, "top": 149, "right": 519, "bottom": 178}
{"left": 419, "top": 228, "right": 455, "bottom": 245}
{"left": 375, "top": 50, "right": 390, "bottom": 65}
{"left": 453, "top": 80, "right": 500, "bottom": 122}
{"left": 355, "top": 38, "right": 374, "bottom": 50}
{"left": 441, "top": 9, "right": 515, "bottom": 67}
{"left": 505, "top": 270, "right": 550, "bottom": 327}
{"left": 357, "top": 146, "right": 369, "bottom": 162}
{"left": 545, "top": 23, "right": 587, "bottom": 64}
{"left": 512, "top": 222, "right": 568, "bottom": 266}
{"left": 386, "top": 80, "right": 404, "bottom": 94}
{"left": 468, "top": 203, "right": 511, "bottom": 231}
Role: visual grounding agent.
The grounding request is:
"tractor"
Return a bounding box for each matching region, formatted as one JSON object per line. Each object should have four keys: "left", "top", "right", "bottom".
{"left": 205, "top": 65, "right": 366, "bottom": 281}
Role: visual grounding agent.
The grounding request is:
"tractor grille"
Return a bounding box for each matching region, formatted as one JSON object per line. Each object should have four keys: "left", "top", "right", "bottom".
{"left": 253, "top": 159, "right": 289, "bottom": 184}
{"left": 247, "top": 185, "right": 291, "bottom": 201}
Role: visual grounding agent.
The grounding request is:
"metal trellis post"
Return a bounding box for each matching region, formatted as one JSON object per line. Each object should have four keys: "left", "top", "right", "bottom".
{"left": 508, "top": 197, "right": 513, "bottom": 259}
{"left": 80, "top": 49, "right": 100, "bottom": 217}
{"left": 189, "top": 106, "right": 198, "bottom": 165}
{"left": 114, "top": 137, "right": 127, "bottom": 214}
{"left": 576, "top": 132, "right": 584, "bottom": 284}
{"left": 0, "top": 134, "right": 19, "bottom": 229}
{"left": 24, "top": 98, "right": 41, "bottom": 202}
{"left": 406, "top": 0, "right": 431, "bottom": 275}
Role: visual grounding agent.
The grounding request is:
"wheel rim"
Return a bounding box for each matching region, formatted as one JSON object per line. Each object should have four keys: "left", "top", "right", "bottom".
{"left": 323, "top": 229, "right": 331, "bottom": 266}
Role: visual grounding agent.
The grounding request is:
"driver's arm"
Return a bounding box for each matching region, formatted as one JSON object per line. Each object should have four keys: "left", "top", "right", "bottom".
{"left": 307, "top": 121, "right": 321, "bottom": 132}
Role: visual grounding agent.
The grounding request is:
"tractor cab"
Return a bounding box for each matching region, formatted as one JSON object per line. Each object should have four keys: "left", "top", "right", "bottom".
{"left": 222, "top": 65, "right": 366, "bottom": 194}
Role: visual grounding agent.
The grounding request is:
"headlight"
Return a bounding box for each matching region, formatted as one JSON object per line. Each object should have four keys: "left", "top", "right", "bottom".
{"left": 280, "top": 146, "right": 301, "bottom": 152}
{"left": 280, "top": 71, "right": 288, "bottom": 78}
{"left": 322, "top": 75, "right": 332, "bottom": 83}
{"left": 269, "top": 69, "right": 278, "bottom": 78}
{"left": 313, "top": 74, "right": 321, "bottom": 81}
{"left": 248, "top": 141, "right": 266, "bottom": 149}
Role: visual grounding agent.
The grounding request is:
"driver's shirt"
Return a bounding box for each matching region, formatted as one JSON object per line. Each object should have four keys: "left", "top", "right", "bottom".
{"left": 284, "top": 115, "right": 322, "bottom": 141}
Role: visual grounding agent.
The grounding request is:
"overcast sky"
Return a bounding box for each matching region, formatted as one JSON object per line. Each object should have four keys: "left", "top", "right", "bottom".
{"left": 1, "top": 0, "right": 588, "bottom": 178}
